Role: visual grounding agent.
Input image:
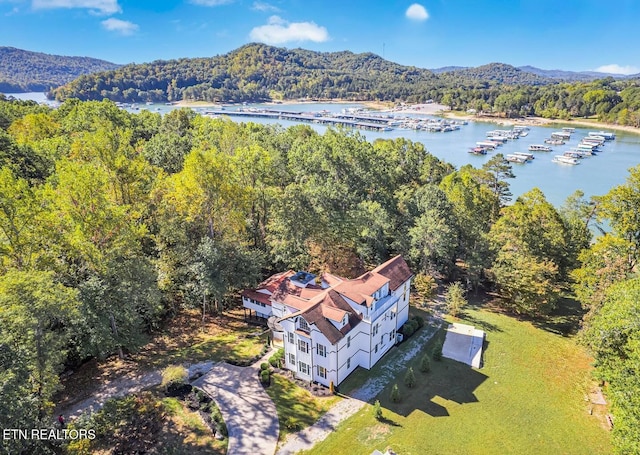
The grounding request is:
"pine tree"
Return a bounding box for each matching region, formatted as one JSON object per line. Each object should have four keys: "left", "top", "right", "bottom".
{"left": 420, "top": 354, "right": 431, "bottom": 373}
{"left": 404, "top": 367, "right": 416, "bottom": 388}
{"left": 390, "top": 384, "right": 401, "bottom": 402}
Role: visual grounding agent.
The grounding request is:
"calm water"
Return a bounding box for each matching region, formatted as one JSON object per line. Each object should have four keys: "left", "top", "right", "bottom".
{"left": 9, "top": 93, "right": 640, "bottom": 207}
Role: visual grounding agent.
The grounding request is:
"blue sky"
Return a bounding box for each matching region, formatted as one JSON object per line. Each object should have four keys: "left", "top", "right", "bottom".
{"left": 1, "top": 0, "right": 639, "bottom": 73}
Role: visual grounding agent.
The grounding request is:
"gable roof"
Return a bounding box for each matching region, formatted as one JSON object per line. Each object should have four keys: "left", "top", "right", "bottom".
{"left": 244, "top": 255, "right": 412, "bottom": 345}
{"left": 371, "top": 255, "right": 413, "bottom": 291}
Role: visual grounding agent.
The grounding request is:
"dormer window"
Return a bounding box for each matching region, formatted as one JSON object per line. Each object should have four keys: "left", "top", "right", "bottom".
{"left": 298, "top": 317, "right": 310, "bottom": 333}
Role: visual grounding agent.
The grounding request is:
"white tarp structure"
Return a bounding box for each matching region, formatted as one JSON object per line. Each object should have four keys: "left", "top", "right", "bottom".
{"left": 442, "top": 323, "right": 485, "bottom": 368}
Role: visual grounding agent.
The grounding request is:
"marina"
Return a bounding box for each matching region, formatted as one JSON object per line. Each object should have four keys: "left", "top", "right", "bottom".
{"left": 8, "top": 93, "right": 640, "bottom": 208}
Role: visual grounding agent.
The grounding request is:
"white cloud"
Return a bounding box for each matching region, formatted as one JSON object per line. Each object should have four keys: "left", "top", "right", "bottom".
{"left": 101, "top": 17, "right": 138, "bottom": 35}
{"left": 250, "top": 15, "right": 329, "bottom": 45}
{"left": 189, "top": 0, "right": 233, "bottom": 6}
{"left": 32, "top": 0, "right": 121, "bottom": 14}
{"left": 405, "top": 3, "right": 428, "bottom": 21}
{"left": 252, "top": 1, "right": 279, "bottom": 12}
{"left": 594, "top": 64, "right": 640, "bottom": 75}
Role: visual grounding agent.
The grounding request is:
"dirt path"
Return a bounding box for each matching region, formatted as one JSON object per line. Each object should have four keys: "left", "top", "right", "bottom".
{"left": 276, "top": 316, "right": 443, "bottom": 455}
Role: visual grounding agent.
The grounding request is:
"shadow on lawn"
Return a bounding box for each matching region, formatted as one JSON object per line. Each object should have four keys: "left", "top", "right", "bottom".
{"left": 381, "top": 329, "right": 489, "bottom": 418}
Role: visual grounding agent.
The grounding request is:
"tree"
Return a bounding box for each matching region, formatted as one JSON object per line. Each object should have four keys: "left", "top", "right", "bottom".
{"left": 373, "top": 400, "right": 383, "bottom": 420}
{"left": 413, "top": 273, "right": 437, "bottom": 302}
{"left": 390, "top": 383, "right": 401, "bottom": 402}
{"left": 598, "top": 165, "right": 640, "bottom": 271}
{"left": 0, "top": 270, "right": 79, "bottom": 430}
{"left": 481, "top": 153, "right": 515, "bottom": 205}
{"left": 445, "top": 282, "right": 466, "bottom": 317}
{"left": 419, "top": 354, "right": 431, "bottom": 373}
{"left": 584, "top": 278, "right": 640, "bottom": 454}
{"left": 404, "top": 367, "right": 416, "bottom": 388}
{"left": 488, "top": 188, "right": 567, "bottom": 314}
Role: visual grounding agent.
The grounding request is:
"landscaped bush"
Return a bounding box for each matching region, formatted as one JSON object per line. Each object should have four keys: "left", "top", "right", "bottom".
{"left": 432, "top": 343, "right": 443, "bottom": 361}
{"left": 400, "top": 319, "right": 418, "bottom": 338}
{"left": 260, "top": 362, "right": 269, "bottom": 371}
{"left": 269, "top": 348, "right": 284, "bottom": 368}
{"left": 373, "top": 400, "right": 383, "bottom": 420}
{"left": 161, "top": 365, "right": 188, "bottom": 395}
{"left": 404, "top": 367, "right": 416, "bottom": 388}
{"left": 413, "top": 315, "right": 425, "bottom": 328}
{"left": 260, "top": 369, "right": 271, "bottom": 385}
{"left": 420, "top": 354, "right": 431, "bottom": 373}
{"left": 390, "top": 384, "right": 401, "bottom": 402}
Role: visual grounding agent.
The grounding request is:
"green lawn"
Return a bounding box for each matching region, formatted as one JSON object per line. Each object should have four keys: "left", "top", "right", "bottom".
{"left": 265, "top": 374, "right": 340, "bottom": 441}
{"left": 303, "top": 307, "right": 612, "bottom": 455}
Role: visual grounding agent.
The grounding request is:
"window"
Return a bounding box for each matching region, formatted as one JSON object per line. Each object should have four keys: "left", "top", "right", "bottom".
{"left": 373, "top": 324, "right": 379, "bottom": 336}
{"left": 298, "top": 339, "right": 309, "bottom": 353}
{"left": 288, "top": 353, "right": 295, "bottom": 364}
{"left": 318, "top": 366, "right": 327, "bottom": 378}
{"left": 380, "top": 335, "right": 385, "bottom": 345}
{"left": 317, "top": 343, "right": 326, "bottom": 357}
{"left": 298, "top": 361, "right": 310, "bottom": 375}
{"left": 347, "top": 357, "right": 351, "bottom": 369}
{"left": 374, "top": 344, "right": 378, "bottom": 353}
{"left": 298, "top": 317, "right": 310, "bottom": 333}
{"left": 287, "top": 332, "right": 294, "bottom": 344}
{"left": 347, "top": 336, "right": 351, "bottom": 348}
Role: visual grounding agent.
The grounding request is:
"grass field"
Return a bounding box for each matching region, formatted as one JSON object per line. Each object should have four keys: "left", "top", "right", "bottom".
{"left": 265, "top": 374, "right": 340, "bottom": 441}
{"left": 303, "top": 306, "right": 612, "bottom": 455}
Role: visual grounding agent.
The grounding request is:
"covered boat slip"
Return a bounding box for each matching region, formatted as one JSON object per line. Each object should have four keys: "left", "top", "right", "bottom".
{"left": 442, "top": 323, "right": 486, "bottom": 368}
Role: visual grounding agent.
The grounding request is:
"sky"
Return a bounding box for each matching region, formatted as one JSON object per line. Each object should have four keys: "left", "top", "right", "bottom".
{"left": 1, "top": 0, "right": 639, "bottom": 74}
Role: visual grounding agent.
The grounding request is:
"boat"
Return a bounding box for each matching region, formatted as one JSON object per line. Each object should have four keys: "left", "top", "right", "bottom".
{"left": 468, "top": 147, "right": 488, "bottom": 155}
{"left": 545, "top": 139, "right": 565, "bottom": 145}
{"left": 551, "top": 131, "right": 572, "bottom": 140}
{"left": 589, "top": 131, "right": 616, "bottom": 140}
{"left": 562, "top": 127, "right": 575, "bottom": 133}
{"left": 553, "top": 155, "right": 580, "bottom": 165}
{"left": 513, "top": 152, "right": 534, "bottom": 161}
{"left": 529, "top": 144, "right": 552, "bottom": 152}
{"left": 506, "top": 154, "right": 527, "bottom": 163}
{"left": 518, "top": 130, "right": 529, "bottom": 137}
{"left": 564, "top": 151, "right": 583, "bottom": 159}
{"left": 576, "top": 143, "right": 598, "bottom": 152}
{"left": 476, "top": 141, "right": 497, "bottom": 149}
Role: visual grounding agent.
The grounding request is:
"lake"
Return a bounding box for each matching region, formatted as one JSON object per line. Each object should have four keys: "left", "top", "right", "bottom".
{"left": 8, "top": 93, "right": 640, "bottom": 207}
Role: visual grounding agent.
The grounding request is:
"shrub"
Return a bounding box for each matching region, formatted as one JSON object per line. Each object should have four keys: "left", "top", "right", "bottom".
{"left": 413, "top": 315, "right": 425, "bottom": 328}
{"left": 432, "top": 343, "right": 443, "bottom": 361}
{"left": 161, "top": 365, "right": 188, "bottom": 394}
{"left": 404, "top": 367, "right": 416, "bottom": 388}
{"left": 260, "top": 362, "right": 269, "bottom": 371}
{"left": 401, "top": 320, "right": 417, "bottom": 338}
{"left": 390, "top": 384, "right": 401, "bottom": 402}
{"left": 414, "top": 273, "right": 437, "bottom": 301}
{"left": 373, "top": 400, "right": 383, "bottom": 420}
{"left": 260, "top": 369, "right": 271, "bottom": 385}
{"left": 446, "top": 282, "right": 467, "bottom": 317}
{"left": 419, "top": 354, "right": 431, "bottom": 373}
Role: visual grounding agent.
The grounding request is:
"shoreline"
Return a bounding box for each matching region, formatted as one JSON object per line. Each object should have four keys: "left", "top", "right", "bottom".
{"left": 173, "top": 99, "right": 640, "bottom": 136}
{"left": 440, "top": 111, "right": 640, "bottom": 136}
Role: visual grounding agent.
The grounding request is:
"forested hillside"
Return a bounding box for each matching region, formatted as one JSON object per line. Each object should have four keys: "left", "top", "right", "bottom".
{"left": 52, "top": 43, "right": 439, "bottom": 103}
{"left": 0, "top": 47, "right": 119, "bottom": 93}
{"left": 49, "top": 43, "right": 640, "bottom": 128}
{"left": 0, "top": 95, "right": 638, "bottom": 453}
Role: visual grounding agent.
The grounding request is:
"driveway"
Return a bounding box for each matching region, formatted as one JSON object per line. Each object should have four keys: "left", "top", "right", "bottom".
{"left": 194, "top": 362, "right": 279, "bottom": 455}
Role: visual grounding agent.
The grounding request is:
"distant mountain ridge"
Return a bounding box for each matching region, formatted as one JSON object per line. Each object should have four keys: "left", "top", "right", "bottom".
{"left": 439, "top": 63, "right": 554, "bottom": 85}
{"left": 52, "top": 43, "right": 439, "bottom": 103}
{"left": 0, "top": 47, "right": 119, "bottom": 93}
{"left": 431, "top": 64, "right": 639, "bottom": 82}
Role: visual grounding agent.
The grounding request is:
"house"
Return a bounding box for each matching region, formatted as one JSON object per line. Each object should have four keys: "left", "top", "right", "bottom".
{"left": 241, "top": 256, "right": 413, "bottom": 386}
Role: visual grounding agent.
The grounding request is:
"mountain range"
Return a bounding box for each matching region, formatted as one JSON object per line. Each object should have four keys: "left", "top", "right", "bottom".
{"left": 432, "top": 64, "right": 640, "bottom": 81}
{"left": 0, "top": 47, "right": 119, "bottom": 93}
{"left": 1, "top": 44, "right": 638, "bottom": 103}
